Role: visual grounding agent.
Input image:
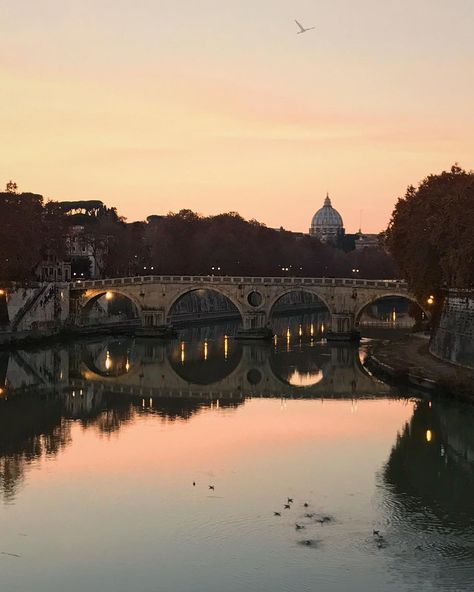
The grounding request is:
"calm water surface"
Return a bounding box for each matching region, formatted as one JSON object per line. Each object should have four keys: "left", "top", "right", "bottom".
{"left": 0, "top": 318, "right": 473, "bottom": 592}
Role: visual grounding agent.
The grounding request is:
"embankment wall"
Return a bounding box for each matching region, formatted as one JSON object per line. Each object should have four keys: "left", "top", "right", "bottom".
{"left": 430, "top": 290, "right": 474, "bottom": 370}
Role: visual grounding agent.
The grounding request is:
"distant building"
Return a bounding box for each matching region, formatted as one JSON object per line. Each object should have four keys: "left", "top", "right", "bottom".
{"left": 67, "top": 225, "right": 106, "bottom": 279}
{"left": 36, "top": 250, "right": 71, "bottom": 282}
{"left": 309, "top": 194, "right": 345, "bottom": 243}
{"left": 354, "top": 232, "right": 380, "bottom": 250}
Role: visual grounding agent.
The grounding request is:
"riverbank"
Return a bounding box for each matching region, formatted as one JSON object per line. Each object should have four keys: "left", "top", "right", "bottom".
{"left": 365, "top": 333, "right": 474, "bottom": 401}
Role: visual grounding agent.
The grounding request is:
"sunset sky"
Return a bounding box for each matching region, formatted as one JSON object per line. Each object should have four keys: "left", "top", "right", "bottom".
{"left": 2, "top": 0, "right": 474, "bottom": 232}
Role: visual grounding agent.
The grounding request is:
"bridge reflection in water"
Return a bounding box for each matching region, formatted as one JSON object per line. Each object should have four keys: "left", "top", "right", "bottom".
{"left": 74, "top": 336, "right": 391, "bottom": 401}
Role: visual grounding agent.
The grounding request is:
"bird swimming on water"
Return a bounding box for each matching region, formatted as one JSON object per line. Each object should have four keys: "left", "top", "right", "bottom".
{"left": 209, "top": 485, "right": 215, "bottom": 490}
{"left": 287, "top": 497, "right": 294, "bottom": 503}
{"left": 284, "top": 504, "right": 291, "bottom": 509}
{"left": 274, "top": 512, "right": 281, "bottom": 516}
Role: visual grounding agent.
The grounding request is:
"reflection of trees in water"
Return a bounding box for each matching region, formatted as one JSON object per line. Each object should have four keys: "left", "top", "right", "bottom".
{"left": 0, "top": 389, "right": 244, "bottom": 500}
{"left": 381, "top": 400, "right": 474, "bottom": 590}
{"left": 384, "top": 400, "right": 474, "bottom": 526}
{"left": 0, "top": 395, "right": 71, "bottom": 501}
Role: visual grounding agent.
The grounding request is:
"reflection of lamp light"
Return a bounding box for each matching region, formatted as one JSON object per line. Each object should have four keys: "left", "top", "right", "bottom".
{"left": 105, "top": 291, "right": 113, "bottom": 301}
{"left": 224, "top": 335, "right": 228, "bottom": 360}
{"left": 125, "top": 359, "right": 130, "bottom": 372}
{"left": 180, "top": 342, "right": 185, "bottom": 364}
{"left": 310, "top": 323, "right": 314, "bottom": 338}
{"left": 298, "top": 324, "right": 303, "bottom": 337}
{"left": 204, "top": 340, "right": 208, "bottom": 361}
{"left": 426, "top": 429, "right": 432, "bottom": 443}
{"left": 105, "top": 350, "right": 112, "bottom": 370}
{"left": 288, "top": 369, "right": 324, "bottom": 387}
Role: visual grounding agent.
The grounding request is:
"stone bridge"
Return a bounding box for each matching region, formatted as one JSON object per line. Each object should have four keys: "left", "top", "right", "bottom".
{"left": 70, "top": 275, "right": 426, "bottom": 339}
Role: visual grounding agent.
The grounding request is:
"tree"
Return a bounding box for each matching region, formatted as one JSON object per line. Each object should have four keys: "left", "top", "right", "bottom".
{"left": 5, "top": 181, "right": 18, "bottom": 194}
{"left": 385, "top": 165, "right": 474, "bottom": 298}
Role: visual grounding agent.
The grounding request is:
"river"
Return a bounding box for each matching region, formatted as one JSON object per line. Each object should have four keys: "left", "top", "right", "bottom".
{"left": 0, "top": 316, "right": 473, "bottom": 592}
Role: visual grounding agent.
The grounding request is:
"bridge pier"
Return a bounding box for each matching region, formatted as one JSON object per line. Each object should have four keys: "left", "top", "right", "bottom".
{"left": 327, "top": 313, "right": 361, "bottom": 342}
{"left": 236, "top": 311, "right": 274, "bottom": 340}
{"left": 136, "top": 309, "right": 177, "bottom": 338}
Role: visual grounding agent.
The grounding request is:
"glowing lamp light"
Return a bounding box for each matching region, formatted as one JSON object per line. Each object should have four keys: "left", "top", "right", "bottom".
{"left": 0, "top": 289, "right": 5, "bottom": 296}
{"left": 426, "top": 429, "right": 432, "bottom": 443}
{"left": 427, "top": 295, "right": 435, "bottom": 305}
{"left": 105, "top": 291, "right": 113, "bottom": 301}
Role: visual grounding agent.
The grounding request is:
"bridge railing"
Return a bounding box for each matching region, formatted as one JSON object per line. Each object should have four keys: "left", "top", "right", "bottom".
{"left": 70, "top": 276, "right": 408, "bottom": 291}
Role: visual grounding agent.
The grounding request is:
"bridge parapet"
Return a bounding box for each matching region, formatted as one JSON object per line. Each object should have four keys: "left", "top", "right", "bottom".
{"left": 71, "top": 275, "right": 408, "bottom": 291}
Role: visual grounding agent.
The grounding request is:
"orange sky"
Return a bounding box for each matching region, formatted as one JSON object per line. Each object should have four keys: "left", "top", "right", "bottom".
{"left": 2, "top": 1, "right": 474, "bottom": 232}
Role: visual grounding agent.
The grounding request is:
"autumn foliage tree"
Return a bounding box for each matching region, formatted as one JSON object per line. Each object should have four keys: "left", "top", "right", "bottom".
{"left": 385, "top": 165, "right": 474, "bottom": 299}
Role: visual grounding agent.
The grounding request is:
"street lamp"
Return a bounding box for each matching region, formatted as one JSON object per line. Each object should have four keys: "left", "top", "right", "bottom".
{"left": 427, "top": 295, "right": 435, "bottom": 305}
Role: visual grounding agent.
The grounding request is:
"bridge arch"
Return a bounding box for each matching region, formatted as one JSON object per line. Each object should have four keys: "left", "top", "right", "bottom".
{"left": 266, "top": 286, "right": 332, "bottom": 336}
{"left": 165, "top": 286, "right": 245, "bottom": 324}
{"left": 80, "top": 289, "right": 143, "bottom": 324}
{"left": 354, "top": 292, "right": 430, "bottom": 327}
{"left": 266, "top": 288, "right": 333, "bottom": 321}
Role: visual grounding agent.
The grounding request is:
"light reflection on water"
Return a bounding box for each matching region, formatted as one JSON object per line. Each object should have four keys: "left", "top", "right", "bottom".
{"left": 0, "top": 320, "right": 473, "bottom": 592}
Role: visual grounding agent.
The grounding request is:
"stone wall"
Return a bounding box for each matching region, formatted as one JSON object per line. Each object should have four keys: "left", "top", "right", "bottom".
{"left": 4, "top": 283, "right": 70, "bottom": 333}
{"left": 430, "top": 290, "right": 474, "bottom": 370}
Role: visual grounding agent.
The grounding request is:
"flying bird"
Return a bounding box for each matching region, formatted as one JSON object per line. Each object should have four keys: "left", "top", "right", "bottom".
{"left": 295, "top": 19, "right": 315, "bottom": 34}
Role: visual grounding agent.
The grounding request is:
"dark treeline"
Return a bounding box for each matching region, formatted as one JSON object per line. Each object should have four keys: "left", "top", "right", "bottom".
{"left": 0, "top": 186, "right": 396, "bottom": 281}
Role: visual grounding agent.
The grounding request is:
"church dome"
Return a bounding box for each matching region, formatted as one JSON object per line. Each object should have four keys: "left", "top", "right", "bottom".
{"left": 310, "top": 194, "right": 344, "bottom": 242}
